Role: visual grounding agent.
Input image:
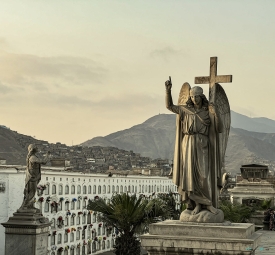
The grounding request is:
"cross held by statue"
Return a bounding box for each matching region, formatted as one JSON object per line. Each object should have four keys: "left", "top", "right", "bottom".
{"left": 194, "top": 56, "right": 232, "bottom": 103}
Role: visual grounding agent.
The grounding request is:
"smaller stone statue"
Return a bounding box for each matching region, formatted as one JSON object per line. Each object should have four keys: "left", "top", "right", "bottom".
{"left": 19, "top": 144, "right": 51, "bottom": 212}
{"left": 220, "top": 172, "right": 231, "bottom": 194}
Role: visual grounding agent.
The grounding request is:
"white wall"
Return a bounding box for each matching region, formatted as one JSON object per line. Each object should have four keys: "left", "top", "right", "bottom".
{"left": 0, "top": 168, "right": 25, "bottom": 255}
{"left": 0, "top": 166, "right": 177, "bottom": 255}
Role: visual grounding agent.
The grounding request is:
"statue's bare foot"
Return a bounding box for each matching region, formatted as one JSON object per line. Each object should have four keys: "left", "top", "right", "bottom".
{"left": 192, "top": 204, "right": 201, "bottom": 215}
{"left": 206, "top": 205, "right": 218, "bottom": 215}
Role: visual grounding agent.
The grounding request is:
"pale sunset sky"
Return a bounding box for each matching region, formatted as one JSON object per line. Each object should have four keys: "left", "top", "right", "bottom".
{"left": 0, "top": 1, "right": 274, "bottom": 145}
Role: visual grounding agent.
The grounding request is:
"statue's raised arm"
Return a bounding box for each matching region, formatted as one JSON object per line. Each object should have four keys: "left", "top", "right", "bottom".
{"left": 165, "top": 76, "right": 191, "bottom": 114}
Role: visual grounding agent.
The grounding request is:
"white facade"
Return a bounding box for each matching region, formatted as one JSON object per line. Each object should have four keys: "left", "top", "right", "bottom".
{"left": 230, "top": 180, "right": 275, "bottom": 206}
{"left": 0, "top": 165, "right": 177, "bottom": 255}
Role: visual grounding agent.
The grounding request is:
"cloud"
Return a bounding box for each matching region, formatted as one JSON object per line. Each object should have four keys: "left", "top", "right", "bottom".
{"left": 0, "top": 81, "right": 13, "bottom": 94}
{"left": 90, "top": 93, "right": 164, "bottom": 114}
{"left": 21, "top": 91, "right": 163, "bottom": 112}
{"left": 149, "top": 46, "right": 182, "bottom": 61}
{"left": 0, "top": 51, "right": 109, "bottom": 89}
{"left": 0, "top": 37, "right": 9, "bottom": 49}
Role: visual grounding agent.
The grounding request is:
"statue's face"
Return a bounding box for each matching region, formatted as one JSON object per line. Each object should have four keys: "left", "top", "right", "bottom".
{"left": 190, "top": 95, "right": 202, "bottom": 105}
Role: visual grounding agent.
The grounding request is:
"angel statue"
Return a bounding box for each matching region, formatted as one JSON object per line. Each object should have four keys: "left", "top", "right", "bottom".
{"left": 165, "top": 69, "right": 231, "bottom": 220}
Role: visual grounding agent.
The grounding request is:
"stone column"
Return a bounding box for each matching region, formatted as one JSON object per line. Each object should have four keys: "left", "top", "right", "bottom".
{"left": 1, "top": 210, "right": 50, "bottom": 255}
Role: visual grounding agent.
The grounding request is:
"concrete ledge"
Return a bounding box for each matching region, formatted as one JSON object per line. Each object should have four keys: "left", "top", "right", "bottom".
{"left": 149, "top": 220, "right": 255, "bottom": 239}
{"left": 141, "top": 220, "right": 262, "bottom": 255}
{"left": 2, "top": 211, "right": 50, "bottom": 228}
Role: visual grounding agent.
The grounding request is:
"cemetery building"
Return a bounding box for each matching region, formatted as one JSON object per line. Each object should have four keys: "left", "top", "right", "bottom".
{"left": 230, "top": 164, "right": 275, "bottom": 207}
{"left": 0, "top": 165, "right": 176, "bottom": 255}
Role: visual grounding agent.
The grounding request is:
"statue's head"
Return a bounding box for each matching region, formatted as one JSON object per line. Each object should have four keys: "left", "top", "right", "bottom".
{"left": 186, "top": 86, "right": 208, "bottom": 109}
{"left": 190, "top": 86, "right": 203, "bottom": 105}
{"left": 190, "top": 86, "right": 203, "bottom": 96}
{"left": 28, "top": 144, "right": 38, "bottom": 154}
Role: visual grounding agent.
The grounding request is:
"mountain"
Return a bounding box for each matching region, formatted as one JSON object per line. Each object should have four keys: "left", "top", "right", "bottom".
{"left": 231, "top": 111, "right": 275, "bottom": 133}
{"left": 2, "top": 110, "right": 275, "bottom": 174}
{"left": 82, "top": 114, "right": 176, "bottom": 160}
{"left": 0, "top": 126, "right": 36, "bottom": 165}
{"left": 82, "top": 112, "right": 275, "bottom": 174}
{"left": 225, "top": 128, "right": 275, "bottom": 173}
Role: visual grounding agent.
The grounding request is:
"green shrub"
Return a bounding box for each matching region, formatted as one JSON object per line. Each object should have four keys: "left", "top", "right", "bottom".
{"left": 219, "top": 200, "right": 255, "bottom": 223}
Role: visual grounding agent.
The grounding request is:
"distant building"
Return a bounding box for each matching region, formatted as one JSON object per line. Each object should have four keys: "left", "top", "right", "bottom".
{"left": 240, "top": 164, "right": 269, "bottom": 180}
{"left": 230, "top": 164, "right": 275, "bottom": 207}
{"left": 51, "top": 158, "right": 66, "bottom": 167}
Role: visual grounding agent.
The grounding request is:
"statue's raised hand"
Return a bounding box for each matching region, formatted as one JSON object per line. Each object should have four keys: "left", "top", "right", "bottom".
{"left": 165, "top": 76, "right": 172, "bottom": 90}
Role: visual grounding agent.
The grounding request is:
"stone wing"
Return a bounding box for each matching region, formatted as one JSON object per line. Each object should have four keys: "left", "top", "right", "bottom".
{"left": 210, "top": 83, "right": 231, "bottom": 167}
{"left": 178, "top": 82, "right": 191, "bottom": 105}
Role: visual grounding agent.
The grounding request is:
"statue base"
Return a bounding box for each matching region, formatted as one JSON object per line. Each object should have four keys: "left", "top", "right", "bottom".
{"left": 140, "top": 220, "right": 262, "bottom": 255}
{"left": 1, "top": 210, "right": 50, "bottom": 255}
{"left": 180, "top": 209, "right": 224, "bottom": 223}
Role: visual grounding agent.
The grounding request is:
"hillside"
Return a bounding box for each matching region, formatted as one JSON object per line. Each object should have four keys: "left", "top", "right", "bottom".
{"left": 82, "top": 112, "right": 275, "bottom": 174}
{"left": 231, "top": 111, "right": 275, "bottom": 133}
{"left": 82, "top": 114, "right": 176, "bottom": 160}
{"left": 0, "top": 126, "right": 36, "bottom": 165}
{"left": 2, "top": 110, "right": 275, "bottom": 174}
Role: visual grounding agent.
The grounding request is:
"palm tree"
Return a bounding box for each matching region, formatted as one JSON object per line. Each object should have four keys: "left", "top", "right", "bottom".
{"left": 88, "top": 193, "right": 172, "bottom": 255}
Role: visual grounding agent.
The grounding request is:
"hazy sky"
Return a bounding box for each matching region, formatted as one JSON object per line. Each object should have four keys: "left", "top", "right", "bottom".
{"left": 0, "top": 0, "right": 274, "bottom": 145}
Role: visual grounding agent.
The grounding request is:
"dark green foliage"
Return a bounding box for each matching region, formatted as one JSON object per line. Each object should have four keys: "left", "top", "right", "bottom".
{"left": 259, "top": 199, "right": 272, "bottom": 210}
{"left": 219, "top": 200, "right": 255, "bottom": 223}
{"left": 88, "top": 193, "right": 173, "bottom": 254}
{"left": 114, "top": 235, "right": 140, "bottom": 255}
{"left": 157, "top": 192, "right": 184, "bottom": 220}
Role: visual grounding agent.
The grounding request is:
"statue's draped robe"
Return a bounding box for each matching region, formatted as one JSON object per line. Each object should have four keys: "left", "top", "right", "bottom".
{"left": 22, "top": 155, "right": 42, "bottom": 208}
{"left": 169, "top": 104, "right": 213, "bottom": 206}
{"left": 25, "top": 155, "right": 42, "bottom": 185}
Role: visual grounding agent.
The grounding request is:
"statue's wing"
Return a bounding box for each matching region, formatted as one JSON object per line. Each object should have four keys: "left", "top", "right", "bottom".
{"left": 178, "top": 82, "right": 191, "bottom": 105}
{"left": 210, "top": 83, "right": 231, "bottom": 167}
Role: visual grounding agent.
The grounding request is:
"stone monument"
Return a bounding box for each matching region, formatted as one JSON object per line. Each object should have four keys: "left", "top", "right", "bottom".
{"left": 141, "top": 57, "right": 261, "bottom": 254}
{"left": 230, "top": 164, "right": 275, "bottom": 228}
{"left": 231, "top": 164, "right": 275, "bottom": 206}
{"left": 1, "top": 144, "right": 51, "bottom": 255}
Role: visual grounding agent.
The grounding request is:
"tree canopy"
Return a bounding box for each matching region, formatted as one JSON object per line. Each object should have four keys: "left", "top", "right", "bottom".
{"left": 88, "top": 193, "right": 174, "bottom": 255}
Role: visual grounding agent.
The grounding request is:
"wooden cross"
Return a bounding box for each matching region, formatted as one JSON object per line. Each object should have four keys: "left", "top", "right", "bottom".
{"left": 194, "top": 57, "right": 232, "bottom": 89}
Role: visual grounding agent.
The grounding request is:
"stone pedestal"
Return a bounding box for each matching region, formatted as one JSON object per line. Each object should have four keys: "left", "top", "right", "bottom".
{"left": 180, "top": 209, "right": 224, "bottom": 223}
{"left": 140, "top": 220, "right": 262, "bottom": 255}
{"left": 1, "top": 211, "right": 50, "bottom": 255}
